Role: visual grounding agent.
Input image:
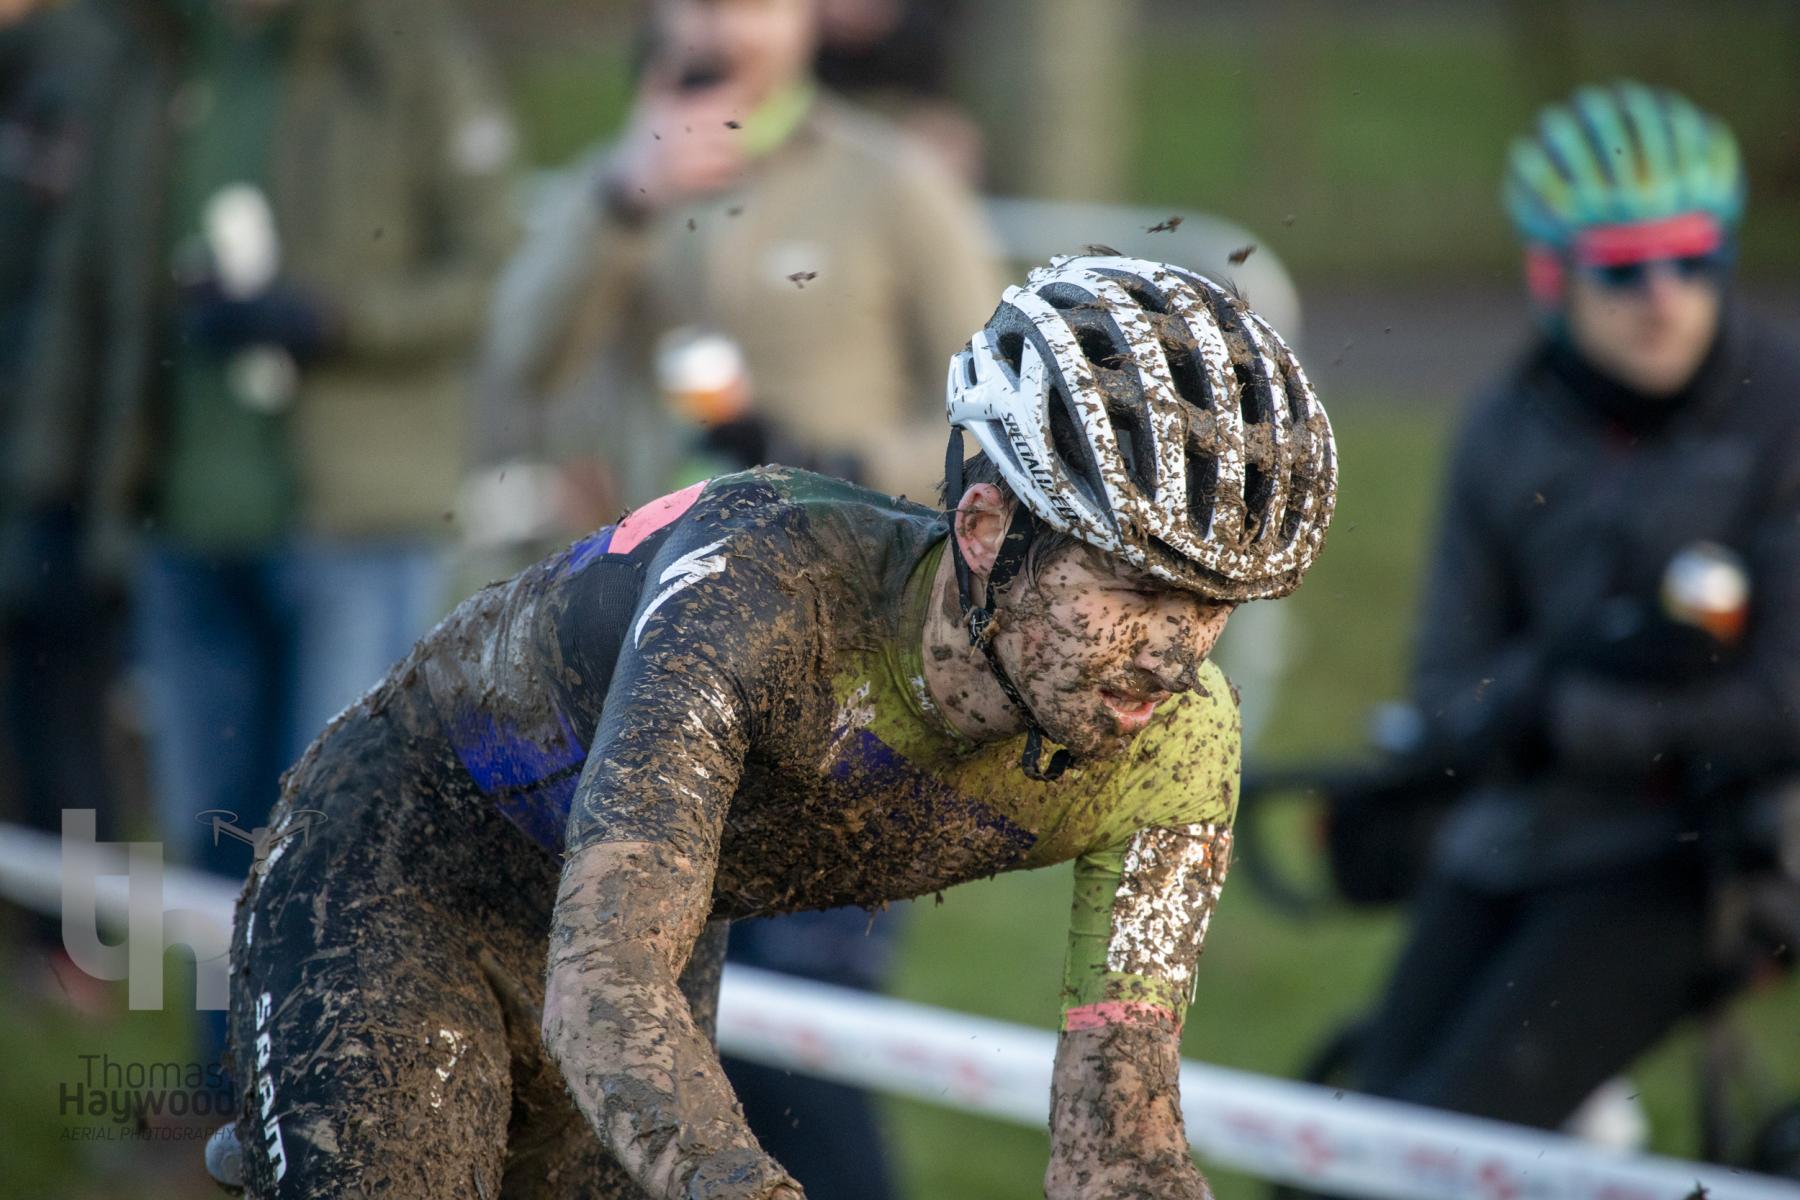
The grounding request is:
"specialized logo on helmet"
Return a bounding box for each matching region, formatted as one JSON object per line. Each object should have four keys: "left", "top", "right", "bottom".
{"left": 1000, "top": 412, "right": 1082, "bottom": 528}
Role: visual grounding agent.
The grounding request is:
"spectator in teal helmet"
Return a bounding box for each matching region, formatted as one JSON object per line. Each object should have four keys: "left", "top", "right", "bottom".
{"left": 1504, "top": 80, "right": 1745, "bottom": 395}
{"left": 1294, "top": 83, "right": 1800, "bottom": 1183}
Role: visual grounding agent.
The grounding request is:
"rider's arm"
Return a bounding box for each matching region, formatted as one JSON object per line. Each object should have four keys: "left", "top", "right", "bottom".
{"left": 541, "top": 518, "right": 804, "bottom": 1200}
{"left": 1046, "top": 688, "right": 1240, "bottom": 1200}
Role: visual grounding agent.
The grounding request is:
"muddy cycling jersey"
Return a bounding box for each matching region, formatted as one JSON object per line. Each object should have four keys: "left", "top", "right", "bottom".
{"left": 408, "top": 467, "right": 1239, "bottom": 1025}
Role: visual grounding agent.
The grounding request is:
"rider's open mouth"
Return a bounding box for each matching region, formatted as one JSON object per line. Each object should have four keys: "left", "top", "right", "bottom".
{"left": 1098, "top": 687, "right": 1167, "bottom": 730}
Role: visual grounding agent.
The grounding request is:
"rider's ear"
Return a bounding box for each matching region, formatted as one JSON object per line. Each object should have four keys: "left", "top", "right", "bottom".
{"left": 954, "top": 484, "right": 1009, "bottom": 579}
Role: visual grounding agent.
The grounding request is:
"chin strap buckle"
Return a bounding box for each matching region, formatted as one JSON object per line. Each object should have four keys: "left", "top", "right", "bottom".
{"left": 1021, "top": 726, "right": 1072, "bottom": 782}
{"left": 964, "top": 604, "right": 996, "bottom": 649}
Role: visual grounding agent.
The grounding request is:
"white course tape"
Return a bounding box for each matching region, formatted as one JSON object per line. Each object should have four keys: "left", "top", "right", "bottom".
{"left": 2, "top": 821, "right": 1794, "bottom": 1199}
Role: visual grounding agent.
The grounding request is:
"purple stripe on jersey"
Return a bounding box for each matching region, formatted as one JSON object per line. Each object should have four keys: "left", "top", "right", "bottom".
{"left": 448, "top": 708, "right": 587, "bottom": 852}
{"left": 449, "top": 708, "right": 584, "bottom": 792}
{"left": 827, "top": 729, "right": 1037, "bottom": 859}
{"left": 561, "top": 525, "right": 617, "bottom": 575}
{"left": 493, "top": 773, "right": 580, "bottom": 853}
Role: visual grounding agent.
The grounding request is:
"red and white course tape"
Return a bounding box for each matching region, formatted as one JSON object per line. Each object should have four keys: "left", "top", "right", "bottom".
{"left": 1, "top": 822, "right": 1793, "bottom": 1199}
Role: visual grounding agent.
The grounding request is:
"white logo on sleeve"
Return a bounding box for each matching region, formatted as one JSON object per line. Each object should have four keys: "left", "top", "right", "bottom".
{"left": 633, "top": 539, "right": 730, "bottom": 648}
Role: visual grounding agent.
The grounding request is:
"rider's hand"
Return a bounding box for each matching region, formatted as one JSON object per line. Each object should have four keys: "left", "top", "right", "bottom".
{"left": 1046, "top": 1149, "right": 1213, "bottom": 1199}
{"left": 1046, "top": 1139, "right": 1212, "bottom": 1200}
{"left": 675, "top": 1144, "right": 804, "bottom": 1199}
{"left": 602, "top": 70, "right": 749, "bottom": 219}
{"left": 1045, "top": 1023, "right": 1214, "bottom": 1199}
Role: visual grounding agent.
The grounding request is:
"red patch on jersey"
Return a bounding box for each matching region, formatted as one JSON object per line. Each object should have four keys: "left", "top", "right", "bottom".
{"left": 610, "top": 480, "right": 708, "bottom": 555}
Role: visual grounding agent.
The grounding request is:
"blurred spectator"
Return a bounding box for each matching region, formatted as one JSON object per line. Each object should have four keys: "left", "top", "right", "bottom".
{"left": 9, "top": 0, "right": 514, "bottom": 1061}
{"left": 0, "top": 0, "right": 115, "bottom": 1010}
{"left": 480, "top": 0, "right": 1000, "bottom": 524}
{"left": 1344, "top": 83, "right": 1800, "bottom": 1140}
{"left": 813, "top": 0, "right": 984, "bottom": 183}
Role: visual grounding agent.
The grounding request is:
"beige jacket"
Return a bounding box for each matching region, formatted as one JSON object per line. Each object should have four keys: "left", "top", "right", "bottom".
{"left": 482, "top": 92, "right": 1001, "bottom": 505}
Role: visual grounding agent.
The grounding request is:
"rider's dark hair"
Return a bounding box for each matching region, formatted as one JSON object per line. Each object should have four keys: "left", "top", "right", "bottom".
{"left": 939, "top": 452, "right": 1084, "bottom": 587}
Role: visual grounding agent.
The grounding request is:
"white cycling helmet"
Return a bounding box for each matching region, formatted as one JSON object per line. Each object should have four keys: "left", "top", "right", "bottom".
{"left": 946, "top": 254, "right": 1336, "bottom": 602}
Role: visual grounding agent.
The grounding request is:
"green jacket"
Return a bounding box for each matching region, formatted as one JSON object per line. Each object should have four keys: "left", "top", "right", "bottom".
{"left": 11, "top": 0, "right": 515, "bottom": 571}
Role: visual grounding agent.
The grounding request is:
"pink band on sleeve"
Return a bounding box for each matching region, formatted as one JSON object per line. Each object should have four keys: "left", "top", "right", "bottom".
{"left": 609, "top": 480, "right": 709, "bottom": 554}
{"left": 1062, "top": 1001, "right": 1179, "bottom": 1032}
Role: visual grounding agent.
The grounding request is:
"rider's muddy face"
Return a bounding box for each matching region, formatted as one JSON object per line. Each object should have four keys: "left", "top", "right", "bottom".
{"left": 996, "top": 544, "right": 1233, "bottom": 759}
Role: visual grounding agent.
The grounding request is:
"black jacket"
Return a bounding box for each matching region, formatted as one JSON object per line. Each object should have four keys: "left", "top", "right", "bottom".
{"left": 1412, "top": 309, "right": 1800, "bottom": 887}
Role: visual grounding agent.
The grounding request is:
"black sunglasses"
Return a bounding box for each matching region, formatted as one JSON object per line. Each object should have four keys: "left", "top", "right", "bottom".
{"left": 1585, "top": 254, "right": 1726, "bottom": 291}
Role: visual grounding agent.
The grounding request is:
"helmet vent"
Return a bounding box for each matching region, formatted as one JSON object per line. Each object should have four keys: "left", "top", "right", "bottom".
{"left": 1074, "top": 323, "right": 1120, "bottom": 369}
{"left": 1283, "top": 367, "right": 1310, "bottom": 422}
{"left": 1215, "top": 311, "right": 1271, "bottom": 426}
{"left": 1539, "top": 126, "right": 1578, "bottom": 189}
{"left": 1048, "top": 382, "right": 1106, "bottom": 513}
{"left": 1148, "top": 312, "right": 1212, "bottom": 411}
{"left": 1234, "top": 362, "right": 1268, "bottom": 424}
{"left": 1185, "top": 430, "right": 1218, "bottom": 532}
{"left": 1109, "top": 274, "right": 1173, "bottom": 316}
{"left": 1109, "top": 406, "right": 1155, "bottom": 493}
{"left": 1574, "top": 96, "right": 1621, "bottom": 187}
{"left": 998, "top": 331, "right": 1026, "bottom": 374}
{"left": 1244, "top": 462, "right": 1272, "bottom": 540}
{"left": 1277, "top": 489, "right": 1305, "bottom": 545}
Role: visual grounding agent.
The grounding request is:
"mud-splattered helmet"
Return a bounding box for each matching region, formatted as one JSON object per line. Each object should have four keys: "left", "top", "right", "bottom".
{"left": 945, "top": 254, "right": 1337, "bottom": 603}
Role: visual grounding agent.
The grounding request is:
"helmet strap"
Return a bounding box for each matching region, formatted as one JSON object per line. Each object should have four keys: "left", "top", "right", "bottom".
{"left": 943, "top": 430, "right": 1072, "bottom": 782}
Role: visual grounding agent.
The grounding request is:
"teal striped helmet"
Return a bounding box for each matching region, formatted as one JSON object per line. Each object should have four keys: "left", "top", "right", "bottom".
{"left": 1504, "top": 82, "right": 1745, "bottom": 249}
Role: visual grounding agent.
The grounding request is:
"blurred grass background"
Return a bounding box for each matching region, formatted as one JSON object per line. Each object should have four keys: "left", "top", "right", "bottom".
{"left": 7, "top": 5, "right": 1800, "bottom": 1195}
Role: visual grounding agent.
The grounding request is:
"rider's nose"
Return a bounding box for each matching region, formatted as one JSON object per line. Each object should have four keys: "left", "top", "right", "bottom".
{"left": 1133, "top": 636, "right": 1198, "bottom": 693}
{"left": 1138, "top": 605, "right": 1228, "bottom": 685}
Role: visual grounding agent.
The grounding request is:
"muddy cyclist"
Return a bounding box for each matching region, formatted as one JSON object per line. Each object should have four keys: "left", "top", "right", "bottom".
{"left": 207, "top": 254, "right": 1338, "bottom": 1200}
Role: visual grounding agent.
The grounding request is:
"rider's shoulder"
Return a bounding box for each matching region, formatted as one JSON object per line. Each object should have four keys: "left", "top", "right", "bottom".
{"left": 694, "top": 467, "right": 944, "bottom": 567}
{"left": 696, "top": 467, "right": 933, "bottom": 526}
